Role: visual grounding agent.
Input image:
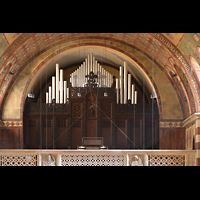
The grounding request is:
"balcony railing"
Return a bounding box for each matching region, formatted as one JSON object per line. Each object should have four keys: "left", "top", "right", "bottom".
{"left": 0, "top": 149, "right": 196, "bottom": 166}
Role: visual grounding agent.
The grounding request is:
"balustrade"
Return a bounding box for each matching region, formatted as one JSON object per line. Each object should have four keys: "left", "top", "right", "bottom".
{"left": 0, "top": 150, "right": 196, "bottom": 166}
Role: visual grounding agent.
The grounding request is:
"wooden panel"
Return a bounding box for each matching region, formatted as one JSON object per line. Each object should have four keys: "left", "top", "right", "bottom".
{"left": 102, "top": 120, "right": 112, "bottom": 147}
{"left": 0, "top": 128, "right": 22, "bottom": 149}
{"left": 171, "top": 128, "right": 185, "bottom": 149}
{"left": 159, "top": 128, "right": 185, "bottom": 149}
{"left": 42, "top": 119, "right": 53, "bottom": 149}
{"left": 25, "top": 118, "right": 39, "bottom": 149}
{"left": 159, "top": 128, "right": 171, "bottom": 149}
{"left": 87, "top": 119, "right": 97, "bottom": 137}
{"left": 72, "top": 119, "right": 82, "bottom": 148}
{"left": 116, "top": 119, "right": 127, "bottom": 147}
{"left": 56, "top": 118, "right": 68, "bottom": 148}
{"left": 131, "top": 119, "right": 143, "bottom": 149}
{"left": 72, "top": 101, "right": 82, "bottom": 148}
{"left": 23, "top": 87, "right": 161, "bottom": 150}
{"left": 72, "top": 102, "right": 82, "bottom": 118}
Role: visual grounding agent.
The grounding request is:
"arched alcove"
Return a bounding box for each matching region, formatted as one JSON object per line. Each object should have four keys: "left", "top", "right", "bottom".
{"left": 0, "top": 33, "right": 193, "bottom": 150}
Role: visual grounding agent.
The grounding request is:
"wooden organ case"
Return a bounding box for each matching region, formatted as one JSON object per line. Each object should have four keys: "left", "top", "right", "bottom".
{"left": 23, "top": 84, "right": 159, "bottom": 149}
{"left": 23, "top": 56, "right": 159, "bottom": 149}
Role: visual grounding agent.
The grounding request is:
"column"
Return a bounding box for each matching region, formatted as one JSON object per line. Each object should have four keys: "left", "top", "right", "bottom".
{"left": 182, "top": 113, "right": 200, "bottom": 166}
{"left": 196, "top": 117, "right": 200, "bottom": 166}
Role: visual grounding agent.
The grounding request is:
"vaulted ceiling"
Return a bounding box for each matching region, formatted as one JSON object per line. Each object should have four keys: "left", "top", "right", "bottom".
{"left": 0, "top": 33, "right": 200, "bottom": 121}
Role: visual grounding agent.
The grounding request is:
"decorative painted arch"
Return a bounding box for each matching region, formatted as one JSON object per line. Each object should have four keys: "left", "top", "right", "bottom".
{"left": 0, "top": 33, "right": 199, "bottom": 123}
{"left": 0, "top": 44, "right": 179, "bottom": 122}
{"left": 190, "top": 55, "right": 200, "bottom": 82}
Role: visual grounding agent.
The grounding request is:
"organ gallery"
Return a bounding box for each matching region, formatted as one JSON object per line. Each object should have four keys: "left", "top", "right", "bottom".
{"left": 0, "top": 33, "right": 199, "bottom": 166}
{"left": 23, "top": 54, "right": 159, "bottom": 149}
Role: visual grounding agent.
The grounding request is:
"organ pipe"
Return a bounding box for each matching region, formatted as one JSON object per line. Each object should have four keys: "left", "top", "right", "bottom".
{"left": 56, "top": 64, "right": 59, "bottom": 103}
{"left": 128, "top": 74, "right": 131, "bottom": 101}
{"left": 52, "top": 76, "right": 55, "bottom": 100}
{"left": 116, "top": 78, "right": 119, "bottom": 104}
{"left": 64, "top": 81, "right": 67, "bottom": 104}
{"left": 119, "top": 66, "right": 123, "bottom": 104}
{"left": 46, "top": 92, "right": 49, "bottom": 104}
{"left": 49, "top": 86, "right": 52, "bottom": 104}
{"left": 46, "top": 54, "right": 137, "bottom": 105}
{"left": 60, "top": 69, "right": 63, "bottom": 104}
{"left": 134, "top": 91, "right": 137, "bottom": 104}
{"left": 124, "top": 61, "right": 127, "bottom": 104}
{"left": 131, "top": 84, "right": 135, "bottom": 104}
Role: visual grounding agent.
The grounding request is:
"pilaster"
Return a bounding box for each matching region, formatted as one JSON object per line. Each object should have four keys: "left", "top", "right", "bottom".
{"left": 182, "top": 113, "right": 200, "bottom": 166}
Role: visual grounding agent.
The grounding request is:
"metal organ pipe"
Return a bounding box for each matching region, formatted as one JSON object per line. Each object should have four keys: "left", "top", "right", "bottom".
{"left": 124, "top": 61, "right": 128, "bottom": 104}
{"left": 46, "top": 54, "right": 118, "bottom": 104}
{"left": 46, "top": 55, "right": 136, "bottom": 105}
{"left": 116, "top": 78, "right": 119, "bottom": 104}
{"left": 52, "top": 76, "right": 55, "bottom": 100}
{"left": 117, "top": 62, "right": 137, "bottom": 104}
{"left": 64, "top": 81, "right": 67, "bottom": 104}
{"left": 56, "top": 64, "right": 59, "bottom": 103}
{"left": 46, "top": 92, "right": 48, "bottom": 104}
{"left": 131, "top": 84, "right": 135, "bottom": 104}
{"left": 67, "top": 54, "right": 114, "bottom": 88}
{"left": 60, "top": 69, "right": 63, "bottom": 103}
{"left": 49, "top": 86, "right": 52, "bottom": 103}
{"left": 134, "top": 91, "right": 137, "bottom": 104}
{"left": 119, "top": 66, "right": 123, "bottom": 104}
{"left": 128, "top": 74, "right": 131, "bottom": 101}
{"left": 46, "top": 63, "right": 70, "bottom": 104}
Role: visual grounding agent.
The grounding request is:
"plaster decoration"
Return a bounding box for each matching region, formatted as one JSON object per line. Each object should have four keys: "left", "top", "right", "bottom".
{"left": 61, "top": 154, "right": 124, "bottom": 166}
{"left": 41, "top": 154, "right": 56, "bottom": 166}
{"left": 160, "top": 121, "right": 182, "bottom": 128}
{"left": 149, "top": 155, "right": 185, "bottom": 166}
{"left": 1, "top": 154, "right": 37, "bottom": 166}
{"left": 0, "top": 120, "right": 22, "bottom": 127}
{"left": 161, "top": 33, "right": 185, "bottom": 46}
{"left": 129, "top": 155, "right": 143, "bottom": 166}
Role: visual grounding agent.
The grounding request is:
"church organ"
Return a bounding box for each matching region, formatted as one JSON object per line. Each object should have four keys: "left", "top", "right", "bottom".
{"left": 23, "top": 54, "right": 159, "bottom": 149}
